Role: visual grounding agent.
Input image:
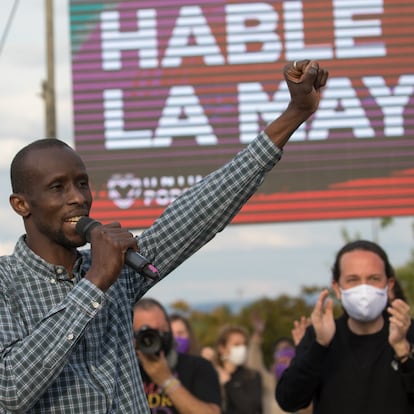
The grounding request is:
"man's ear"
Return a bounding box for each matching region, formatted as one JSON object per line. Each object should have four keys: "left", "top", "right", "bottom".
{"left": 9, "top": 193, "right": 30, "bottom": 218}
{"left": 332, "top": 280, "right": 341, "bottom": 300}
{"left": 387, "top": 277, "right": 396, "bottom": 300}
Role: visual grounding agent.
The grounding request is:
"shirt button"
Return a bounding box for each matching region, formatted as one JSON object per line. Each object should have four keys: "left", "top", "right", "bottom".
{"left": 67, "top": 333, "right": 74, "bottom": 341}
{"left": 91, "top": 301, "right": 100, "bottom": 309}
{"left": 50, "top": 278, "right": 56, "bottom": 284}
{"left": 56, "top": 268, "right": 63, "bottom": 275}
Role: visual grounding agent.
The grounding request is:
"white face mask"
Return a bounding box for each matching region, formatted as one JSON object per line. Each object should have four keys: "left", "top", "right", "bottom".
{"left": 227, "top": 344, "right": 247, "bottom": 366}
{"left": 340, "top": 284, "right": 388, "bottom": 322}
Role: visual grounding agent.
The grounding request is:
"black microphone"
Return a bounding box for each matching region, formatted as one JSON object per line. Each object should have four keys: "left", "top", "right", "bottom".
{"left": 76, "top": 217, "right": 159, "bottom": 281}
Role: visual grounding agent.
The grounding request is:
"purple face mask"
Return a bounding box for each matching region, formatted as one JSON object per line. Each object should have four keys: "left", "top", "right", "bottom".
{"left": 273, "top": 348, "right": 295, "bottom": 380}
{"left": 175, "top": 336, "right": 190, "bottom": 354}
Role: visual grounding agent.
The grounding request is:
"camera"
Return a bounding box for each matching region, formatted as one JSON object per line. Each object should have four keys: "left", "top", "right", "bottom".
{"left": 134, "top": 325, "right": 173, "bottom": 356}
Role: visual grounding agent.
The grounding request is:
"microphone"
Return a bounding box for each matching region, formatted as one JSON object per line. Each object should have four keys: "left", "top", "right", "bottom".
{"left": 75, "top": 217, "right": 159, "bottom": 281}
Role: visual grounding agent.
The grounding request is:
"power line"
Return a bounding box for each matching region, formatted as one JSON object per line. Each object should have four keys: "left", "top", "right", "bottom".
{"left": 0, "top": 0, "right": 20, "bottom": 57}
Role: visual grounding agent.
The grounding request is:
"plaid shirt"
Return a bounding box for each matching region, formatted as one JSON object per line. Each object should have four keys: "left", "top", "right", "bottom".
{"left": 0, "top": 132, "right": 281, "bottom": 413}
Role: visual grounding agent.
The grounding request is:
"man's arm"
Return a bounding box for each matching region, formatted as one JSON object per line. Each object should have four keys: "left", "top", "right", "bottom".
{"left": 388, "top": 300, "right": 414, "bottom": 395}
{"left": 138, "top": 60, "right": 328, "bottom": 280}
{"left": 0, "top": 277, "right": 105, "bottom": 412}
{"left": 276, "top": 289, "right": 335, "bottom": 411}
{"left": 159, "top": 378, "right": 220, "bottom": 414}
{"left": 138, "top": 352, "right": 220, "bottom": 414}
{"left": 275, "top": 324, "right": 329, "bottom": 412}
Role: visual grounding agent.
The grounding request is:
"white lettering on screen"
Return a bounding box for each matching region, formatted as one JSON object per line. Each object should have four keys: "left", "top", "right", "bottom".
{"left": 96, "top": 1, "right": 412, "bottom": 151}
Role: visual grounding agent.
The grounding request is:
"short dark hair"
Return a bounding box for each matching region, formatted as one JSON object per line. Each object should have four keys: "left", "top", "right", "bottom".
{"left": 331, "top": 239, "right": 395, "bottom": 282}
{"left": 10, "top": 139, "right": 71, "bottom": 193}
{"left": 134, "top": 297, "right": 170, "bottom": 323}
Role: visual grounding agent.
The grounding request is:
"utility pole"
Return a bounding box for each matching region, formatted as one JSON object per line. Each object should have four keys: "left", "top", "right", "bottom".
{"left": 42, "top": 0, "right": 56, "bottom": 138}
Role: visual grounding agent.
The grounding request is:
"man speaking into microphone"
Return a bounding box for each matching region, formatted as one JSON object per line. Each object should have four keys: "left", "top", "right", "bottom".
{"left": 0, "top": 60, "right": 328, "bottom": 413}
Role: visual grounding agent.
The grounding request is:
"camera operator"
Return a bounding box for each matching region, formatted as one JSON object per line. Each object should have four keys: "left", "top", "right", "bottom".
{"left": 133, "top": 298, "right": 221, "bottom": 414}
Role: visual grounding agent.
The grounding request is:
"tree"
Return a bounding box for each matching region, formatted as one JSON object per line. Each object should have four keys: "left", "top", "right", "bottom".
{"left": 395, "top": 251, "right": 414, "bottom": 309}
{"left": 237, "top": 295, "right": 313, "bottom": 367}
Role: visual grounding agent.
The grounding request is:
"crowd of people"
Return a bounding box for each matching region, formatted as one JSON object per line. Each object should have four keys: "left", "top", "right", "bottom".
{"left": 133, "top": 240, "right": 414, "bottom": 414}
{"left": 0, "top": 57, "right": 413, "bottom": 414}
{"left": 133, "top": 297, "right": 310, "bottom": 414}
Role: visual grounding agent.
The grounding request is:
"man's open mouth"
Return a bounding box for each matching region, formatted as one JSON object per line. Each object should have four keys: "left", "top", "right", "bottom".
{"left": 64, "top": 216, "right": 86, "bottom": 223}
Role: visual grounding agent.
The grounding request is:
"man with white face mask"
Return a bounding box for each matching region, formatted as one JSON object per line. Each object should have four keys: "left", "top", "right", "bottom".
{"left": 215, "top": 324, "right": 263, "bottom": 414}
{"left": 276, "top": 240, "right": 414, "bottom": 414}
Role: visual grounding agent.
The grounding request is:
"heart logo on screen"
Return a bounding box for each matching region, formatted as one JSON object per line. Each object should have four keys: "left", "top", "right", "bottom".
{"left": 107, "top": 174, "right": 142, "bottom": 209}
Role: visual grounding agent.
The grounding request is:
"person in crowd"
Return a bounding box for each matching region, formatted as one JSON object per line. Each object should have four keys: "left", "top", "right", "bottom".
{"left": 273, "top": 336, "right": 313, "bottom": 414}
{"left": 291, "top": 316, "right": 311, "bottom": 347}
{"left": 0, "top": 59, "right": 328, "bottom": 412}
{"left": 215, "top": 324, "right": 263, "bottom": 414}
{"left": 271, "top": 337, "right": 296, "bottom": 382}
{"left": 246, "top": 314, "right": 310, "bottom": 414}
{"left": 246, "top": 315, "right": 286, "bottom": 414}
{"left": 201, "top": 345, "right": 216, "bottom": 362}
{"left": 276, "top": 239, "right": 414, "bottom": 414}
{"left": 170, "top": 313, "right": 200, "bottom": 355}
{"left": 133, "top": 298, "right": 221, "bottom": 414}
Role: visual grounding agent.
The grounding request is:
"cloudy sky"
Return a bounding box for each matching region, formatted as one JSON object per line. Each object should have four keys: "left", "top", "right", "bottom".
{"left": 1, "top": 1, "right": 413, "bottom": 307}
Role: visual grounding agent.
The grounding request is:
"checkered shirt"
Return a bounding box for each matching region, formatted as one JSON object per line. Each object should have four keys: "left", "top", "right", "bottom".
{"left": 0, "top": 132, "right": 281, "bottom": 412}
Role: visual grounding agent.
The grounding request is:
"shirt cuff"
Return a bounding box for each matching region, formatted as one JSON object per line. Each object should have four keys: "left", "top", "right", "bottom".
{"left": 69, "top": 278, "right": 107, "bottom": 317}
{"left": 247, "top": 131, "right": 283, "bottom": 172}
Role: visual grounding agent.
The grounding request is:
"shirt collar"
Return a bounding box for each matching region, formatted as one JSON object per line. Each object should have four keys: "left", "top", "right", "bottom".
{"left": 14, "top": 235, "right": 84, "bottom": 282}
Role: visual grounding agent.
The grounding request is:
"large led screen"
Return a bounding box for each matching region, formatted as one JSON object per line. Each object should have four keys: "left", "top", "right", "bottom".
{"left": 69, "top": 0, "right": 414, "bottom": 228}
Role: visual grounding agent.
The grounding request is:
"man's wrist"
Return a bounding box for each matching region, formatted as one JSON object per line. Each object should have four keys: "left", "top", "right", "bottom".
{"left": 159, "top": 376, "right": 181, "bottom": 395}
{"left": 391, "top": 342, "right": 414, "bottom": 371}
{"left": 393, "top": 340, "right": 411, "bottom": 362}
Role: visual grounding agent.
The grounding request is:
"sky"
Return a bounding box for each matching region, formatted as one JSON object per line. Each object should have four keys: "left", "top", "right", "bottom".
{"left": 0, "top": 0, "right": 413, "bottom": 307}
